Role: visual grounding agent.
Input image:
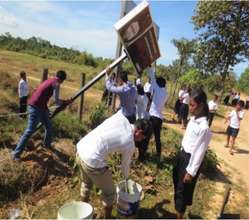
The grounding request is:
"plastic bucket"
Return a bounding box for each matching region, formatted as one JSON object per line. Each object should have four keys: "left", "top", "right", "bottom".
{"left": 57, "top": 201, "right": 93, "bottom": 220}
{"left": 116, "top": 180, "right": 142, "bottom": 216}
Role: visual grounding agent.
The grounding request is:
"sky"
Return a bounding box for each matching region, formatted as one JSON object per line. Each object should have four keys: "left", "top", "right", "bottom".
{"left": 0, "top": 0, "right": 248, "bottom": 77}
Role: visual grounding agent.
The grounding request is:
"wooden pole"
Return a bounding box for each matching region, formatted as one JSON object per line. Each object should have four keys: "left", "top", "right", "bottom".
{"left": 41, "top": 68, "right": 48, "bottom": 83}
{"left": 111, "top": 0, "right": 127, "bottom": 112}
{"left": 78, "top": 73, "right": 86, "bottom": 122}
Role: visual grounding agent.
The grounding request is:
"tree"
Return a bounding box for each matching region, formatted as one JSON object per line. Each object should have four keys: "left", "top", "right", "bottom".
{"left": 179, "top": 68, "right": 203, "bottom": 88}
{"left": 192, "top": 1, "right": 249, "bottom": 97}
{"left": 169, "top": 38, "right": 196, "bottom": 103}
{"left": 237, "top": 67, "right": 249, "bottom": 94}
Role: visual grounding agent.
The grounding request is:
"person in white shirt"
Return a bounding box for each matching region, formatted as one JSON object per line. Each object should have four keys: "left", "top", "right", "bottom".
{"left": 174, "top": 85, "right": 186, "bottom": 122}
{"left": 139, "top": 66, "right": 167, "bottom": 163}
{"left": 18, "top": 71, "right": 29, "bottom": 118}
{"left": 136, "top": 84, "right": 149, "bottom": 120}
{"left": 179, "top": 87, "right": 191, "bottom": 129}
{"left": 173, "top": 88, "right": 212, "bottom": 219}
{"left": 208, "top": 94, "right": 218, "bottom": 127}
{"left": 76, "top": 111, "right": 151, "bottom": 218}
{"left": 225, "top": 100, "right": 245, "bottom": 155}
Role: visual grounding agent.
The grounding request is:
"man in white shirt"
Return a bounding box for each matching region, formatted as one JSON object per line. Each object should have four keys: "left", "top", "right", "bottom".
{"left": 76, "top": 111, "right": 151, "bottom": 218}
{"left": 18, "top": 71, "right": 29, "bottom": 118}
{"left": 208, "top": 94, "right": 218, "bottom": 127}
{"left": 138, "top": 66, "right": 167, "bottom": 163}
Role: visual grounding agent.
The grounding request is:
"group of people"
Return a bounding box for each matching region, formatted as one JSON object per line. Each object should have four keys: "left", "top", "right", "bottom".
{"left": 14, "top": 66, "right": 247, "bottom": 218}
{"left": 174, "top": 86, "right": 219, "bottom": 128}
{"left": 223, "top": 90, "right": 241, "bottom": 106}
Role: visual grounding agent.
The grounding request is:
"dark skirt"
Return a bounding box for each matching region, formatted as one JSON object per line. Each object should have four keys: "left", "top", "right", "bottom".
{"left": 173, "top": 149, "right": 200, "bottom": 213}
{"left": 227, "top": 126, "right": 239, "bottom": 137}
{"left": 179, "top": 103, "right": 189, "bottom": 121}
{"left": 174, "top": 99, "right": 182, "bottom": 115}
{"left": 223, "top": 95, "right": 230, "bottom": 105}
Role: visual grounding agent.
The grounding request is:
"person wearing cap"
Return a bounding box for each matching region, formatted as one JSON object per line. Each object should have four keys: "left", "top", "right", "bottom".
{"left": 12, "top": 70, "right": 72, "bottom": 161}
{"left": 76, "top": 111, "right": 151, "bottom": 218}
{"left": 105, "top": 69, "right": 137, "bottom": 123}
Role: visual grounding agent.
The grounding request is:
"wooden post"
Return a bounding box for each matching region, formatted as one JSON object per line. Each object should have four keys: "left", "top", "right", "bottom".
{"left": 78, "top": 73, "right": 86, "bottom": 122}
{"left": 41, "top": 68, "right": 48, "bottom": 83}
{"left": 111, "top": 0, "right": 128, "bottom": 112}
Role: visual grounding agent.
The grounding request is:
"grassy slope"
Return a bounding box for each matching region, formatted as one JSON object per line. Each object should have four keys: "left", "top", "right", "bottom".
{"left": 0, "top": 49, "right": 222, "bottom": 219}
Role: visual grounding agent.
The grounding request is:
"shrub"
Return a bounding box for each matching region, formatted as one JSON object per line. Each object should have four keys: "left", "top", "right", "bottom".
{"left": 53, "top": 112, "right": 86, "bottom": 142}
{"left": 88, "top": 103, "right": 108, "bottom": 129}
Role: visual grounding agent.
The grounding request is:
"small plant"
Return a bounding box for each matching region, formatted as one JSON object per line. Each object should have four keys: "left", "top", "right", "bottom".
{"left": 88, "top": 103, "right": 108, "bottom": 129}
{"left": 53, "top": 112, "right": 86, "bottom": 142}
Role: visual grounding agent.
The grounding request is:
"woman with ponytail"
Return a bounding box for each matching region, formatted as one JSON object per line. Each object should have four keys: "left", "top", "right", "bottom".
{"left": 173, "top": 88, "right": 212, "bottom": 218}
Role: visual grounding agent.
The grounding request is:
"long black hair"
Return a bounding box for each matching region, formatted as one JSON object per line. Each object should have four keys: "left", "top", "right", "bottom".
{"left": 190, "top": 88, "right": 209, "bottom": 119}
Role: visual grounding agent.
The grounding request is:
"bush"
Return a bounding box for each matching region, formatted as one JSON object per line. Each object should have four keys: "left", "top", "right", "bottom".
{"left": 53, "top": 112, "right": 86, "bottom": 142}
{"left": 88, "top": 103, "right": 108, "bottom": 129}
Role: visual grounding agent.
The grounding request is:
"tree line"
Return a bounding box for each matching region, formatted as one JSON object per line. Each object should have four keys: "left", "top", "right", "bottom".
{"left": 0, "top": 1, "right": 249, "bottom": 95}
{"left": 0, "top": 33, "right": 112, "bottom": 68}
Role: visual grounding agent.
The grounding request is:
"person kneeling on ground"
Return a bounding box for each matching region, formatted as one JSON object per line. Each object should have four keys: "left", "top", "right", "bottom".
{"left": 173, "top": 88, "right": 212, "bottom": 219}
{"left": 76, "top": 111, "right": 151, "bottom": 219}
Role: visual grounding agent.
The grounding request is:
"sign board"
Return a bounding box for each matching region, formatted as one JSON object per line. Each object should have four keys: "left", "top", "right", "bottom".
{"left": 115, "top": 1, "right": 160, "bottom": 74}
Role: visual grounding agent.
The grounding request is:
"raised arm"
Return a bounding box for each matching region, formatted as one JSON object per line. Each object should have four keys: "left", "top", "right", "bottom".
{"left": 121, "top": 147, "right": 135, "bottom": 179}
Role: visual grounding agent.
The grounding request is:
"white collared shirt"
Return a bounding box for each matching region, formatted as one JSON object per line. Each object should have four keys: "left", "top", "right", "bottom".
{"left": 229, "top": 110, "right": 244, "bottom": 129}
{"left": 147, "top": 67, "right": 167, "bottom": 119}
{"left": 208, "top": 100, "right": 218, "bottom": 112}
{"left": 136, "top": 94, "right": 149, "bottom": 119}
{"left": 182, "top": 92, "right": 190, "bottom": 105}
{"left": 178, "top": 89, "right": 185, "bottom": 99}
{"left": 18, "top": 79, "right": 29, "bottom": 97}
{"left": 182, "top": 116, "right": 212, "bottom": 177}
{"left": 144, "top": 82, "right": 152, "bottom": 94}
{"left": 76, "top": 111, "right": 135, "bottom": 179}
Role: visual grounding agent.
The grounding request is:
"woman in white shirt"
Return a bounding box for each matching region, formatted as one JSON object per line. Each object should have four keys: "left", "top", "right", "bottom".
{"left": 174, "top": 85, "right": 186, "bottom": 122}
{"left": 208, "top": 94, "right": 218, "bottom": 127}
{"left": 179, "top": 87, "right": 191, "bottom": 129}
{"left": 173, "top": 88, "right": 212, "bottom": 219}
{"left": 18, "top": 71, "right": 29, "bottom": 118}
{"left": 225, "top": 100, "right": 245, "bottom": 155}
{"left": 136, "top": 84, "right": 149, "bottom": 120}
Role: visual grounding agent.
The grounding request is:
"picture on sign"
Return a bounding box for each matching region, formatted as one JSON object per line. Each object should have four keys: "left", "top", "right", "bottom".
{"left": 115, "top": 1, "right": 160, "bottom": 73}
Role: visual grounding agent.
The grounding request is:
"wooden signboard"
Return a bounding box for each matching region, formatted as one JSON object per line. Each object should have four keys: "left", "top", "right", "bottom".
{"left": 115, "top": 1, "right": 160, "bottom": 74}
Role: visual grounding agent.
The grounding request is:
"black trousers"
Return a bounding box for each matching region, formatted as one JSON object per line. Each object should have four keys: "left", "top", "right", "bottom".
{"left": 136, "top": 116, "right": 162, "bottom": 160}
{"left": 208, "top": 112, "right": 215, "bottom": 127}
{"left": 173, "top": 150, "right": 200, "bottom": 213}
{"left": 19, "top": 96, "right": 28, "bottom": 117}
{"left": 179, "top": 103, "right": 189, "bottom": 127}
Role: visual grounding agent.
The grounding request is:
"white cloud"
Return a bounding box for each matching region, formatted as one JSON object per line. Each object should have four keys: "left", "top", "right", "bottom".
{"left": 16, "top": 1, "right": 56, "bottom": 13}
{"left": 0, "top": 6, "right": 17, "bottom": 27}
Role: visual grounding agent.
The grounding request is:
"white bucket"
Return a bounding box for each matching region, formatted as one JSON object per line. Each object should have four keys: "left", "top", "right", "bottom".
{"left": 57, "top": 201, "right": 93, "bottom": 220}
{"left": 116, "top": 180, "right": 142, "bottom": 216}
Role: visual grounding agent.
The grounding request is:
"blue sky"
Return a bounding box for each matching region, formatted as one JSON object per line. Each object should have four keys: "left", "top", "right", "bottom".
{"left": 0, "top": 0, "right": 248, "bottom": 77}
